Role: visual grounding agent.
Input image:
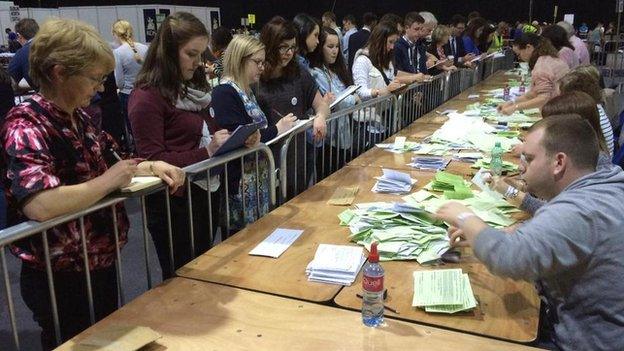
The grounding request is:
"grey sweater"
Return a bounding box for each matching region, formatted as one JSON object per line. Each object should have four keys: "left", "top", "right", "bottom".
{"left": 521, "top": 152, "right": 613, "bottom": 215}
{"left": 475, "top": 165, "right": 624, "bottom": 351}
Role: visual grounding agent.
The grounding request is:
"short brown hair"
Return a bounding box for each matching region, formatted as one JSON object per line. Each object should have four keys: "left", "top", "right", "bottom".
{"left": 30, "top": 18, "right": 114, "bottom": 90}
{"left": 15, "top": 18, "right": 38, "bottom": 40}
{"left": 558, "top": 71, "right": 602, "bottom": 104}
{"left": 404, "top": 12, "right": 424, "bottom": 27}
{"left": 529, "top": 114, "right": 599, "bottom": 170}
{"left": 541, "top": 91, "right": 608, "bottom": 153}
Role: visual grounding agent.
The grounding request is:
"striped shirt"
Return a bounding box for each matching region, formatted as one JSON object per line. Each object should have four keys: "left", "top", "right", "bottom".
{"left": 598, "top": 104, "right": 614, "bottom": 156}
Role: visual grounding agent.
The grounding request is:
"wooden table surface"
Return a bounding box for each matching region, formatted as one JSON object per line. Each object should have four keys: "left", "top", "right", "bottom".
{"left": 56, "top": 278, "right": 542, "bottom": 351}
{"left": 175, "top": 70, "right": 540, "bottom": 342}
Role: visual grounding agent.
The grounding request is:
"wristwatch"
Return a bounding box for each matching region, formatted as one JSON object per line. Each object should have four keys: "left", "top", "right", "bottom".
{"left": 504, "top": 185, "right": 519, "bottom": 199}
{"left": 456, "top": 212, "right": 478, "bottom": 225}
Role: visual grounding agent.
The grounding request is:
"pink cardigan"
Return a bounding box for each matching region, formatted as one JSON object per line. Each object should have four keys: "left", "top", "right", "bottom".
{"left": 531, "top": 56, "right": 570, "bottom": 100}
{"left": 558, "top": 47, "right": 580, "bottom": 69}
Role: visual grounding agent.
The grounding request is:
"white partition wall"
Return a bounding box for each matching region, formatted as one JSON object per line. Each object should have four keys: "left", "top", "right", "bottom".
{"left": 0, "top": 4, "right": 220, "bottom": 46}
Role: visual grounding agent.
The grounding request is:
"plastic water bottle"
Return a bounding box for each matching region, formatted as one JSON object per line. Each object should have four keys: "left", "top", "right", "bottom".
{"left": 362, "top": 242, "right": 384, "bottom": 327}
{"left": 503, "top": 84, "right": 511, "bottom": 101}
{"left": 519, "top": 76, "right": 526, "bottom": 94}
{"left": 491, "top": 141, "right": 504, "bottom": 176}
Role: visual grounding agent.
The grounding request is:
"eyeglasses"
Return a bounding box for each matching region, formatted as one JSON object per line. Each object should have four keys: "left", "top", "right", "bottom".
{"left": 278, "top": 45, "right": 297, "bottom": 54}
{"left": 249, "top": 58, "right": 265, "bottom": 67}
{"left": 81, "top": 73, "right": 108, "bottom": 87}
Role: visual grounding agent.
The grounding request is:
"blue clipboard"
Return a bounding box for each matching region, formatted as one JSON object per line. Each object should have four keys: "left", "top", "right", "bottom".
{"left": 212, "top": 122, "right": 262, "bottom": 157}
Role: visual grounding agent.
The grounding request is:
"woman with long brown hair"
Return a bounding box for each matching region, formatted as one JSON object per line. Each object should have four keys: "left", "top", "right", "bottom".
{"left": 129, "top": 12, "right": 234, "bottom": 278}
{"left": 256, "top": 16, "right": 328, "bottom": 199}
{"left": 497, "top": 33, "right": 569, "bottom": 115}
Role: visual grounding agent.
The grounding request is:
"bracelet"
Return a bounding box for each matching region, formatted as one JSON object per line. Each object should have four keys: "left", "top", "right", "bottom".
{"left": 456, "top": 212, "right": 478, "bottom": 225}
{"left": 504, "top": 185, "right": 519, "bottom": 199}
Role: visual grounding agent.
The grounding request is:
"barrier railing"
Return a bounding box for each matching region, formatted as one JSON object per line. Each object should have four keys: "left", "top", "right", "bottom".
{"left": 0, "top": 143, "right": 275, "bottom": 350}
{"left": 0, "top": 57, "right": 501, "bottom": 348}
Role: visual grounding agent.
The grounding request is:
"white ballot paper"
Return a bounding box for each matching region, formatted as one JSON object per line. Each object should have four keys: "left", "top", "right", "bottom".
{"left": 249, "top": 228, "right": 304, "bottom": 258}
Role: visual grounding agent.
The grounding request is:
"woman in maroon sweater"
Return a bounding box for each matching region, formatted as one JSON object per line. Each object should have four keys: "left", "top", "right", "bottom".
{"left": 129, "top": 12, "right": 236, "bottom": 279}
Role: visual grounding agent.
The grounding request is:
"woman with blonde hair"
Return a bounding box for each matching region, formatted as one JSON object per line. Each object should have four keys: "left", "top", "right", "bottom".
{"left": 211, "top": 34, "right": 278, "bottom": 234}
{"left": 112, "top": 19, "right": 148, "bottom": 149}
{"left": 1, "top": 18, "right": 183, "bottom": 349}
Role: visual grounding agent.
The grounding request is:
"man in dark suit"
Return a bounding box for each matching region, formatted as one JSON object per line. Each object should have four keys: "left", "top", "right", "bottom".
{"left": 444, "top": 14, "right": 475, "bottom": 67}
{"left": 393, "top": 12, "right": 429, "bottom": 83}
{"left": 8, "top": 18, "right": 39, "bottom": 90}
{"left": 347, "top": 12, "right": 377, "bottom": 70}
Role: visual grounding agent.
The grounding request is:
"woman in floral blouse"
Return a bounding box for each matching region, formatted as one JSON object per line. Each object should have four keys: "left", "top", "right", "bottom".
{"left": 1, "top": 19, "right": 184, "bottom": 350}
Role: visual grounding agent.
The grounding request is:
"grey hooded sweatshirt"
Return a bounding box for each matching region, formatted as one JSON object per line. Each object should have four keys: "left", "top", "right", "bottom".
{"left": 474, "top": 165, "right": 624, "bottom": 351}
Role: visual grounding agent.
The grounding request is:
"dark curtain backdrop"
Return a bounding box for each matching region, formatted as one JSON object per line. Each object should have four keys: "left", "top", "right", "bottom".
{"left": 15, "top": 0, "right": 618, "bottom": 29}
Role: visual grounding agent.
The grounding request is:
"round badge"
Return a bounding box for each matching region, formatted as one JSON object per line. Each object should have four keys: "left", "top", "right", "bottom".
{"left": 291, "top": 97, "right": 298, "bottom": 106}
{"left": 209, "top": 107, "right": 215, "bottom": 118}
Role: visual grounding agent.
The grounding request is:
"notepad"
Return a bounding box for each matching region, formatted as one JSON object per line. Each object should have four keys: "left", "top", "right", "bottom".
{"left": 327, "top": 186, "right": 359, "bottom": 206}
{"left": 265, "top": 119, "right": 310, "bottom": 146}
{"left": 120, "top": 176, "right": 162, "bottom": 193}
{"left": 249, "top": 228, "right": 304, "bottom": 258}
{"left": 330, "top": 85, "right": 361, "bottom": 110}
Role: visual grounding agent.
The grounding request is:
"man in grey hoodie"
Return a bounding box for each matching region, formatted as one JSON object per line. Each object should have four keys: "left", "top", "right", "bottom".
{"left": 436, "top": 114, "right": 624, "bottom": 351}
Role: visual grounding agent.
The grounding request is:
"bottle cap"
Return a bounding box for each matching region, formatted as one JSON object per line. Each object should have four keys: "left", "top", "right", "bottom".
{"left": 369, "top": 242, "right": 379, "bottom": 263}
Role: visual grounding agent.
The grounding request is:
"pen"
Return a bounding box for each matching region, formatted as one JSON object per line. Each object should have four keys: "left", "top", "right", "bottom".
{"left": 356, "top": 293, "right": 400, "bottom": 314}
{"left": 272, "top": 108, "right": 285, "bottom": 118}
{"left": 111, "top": 149, "right": 122, "bottom": 161}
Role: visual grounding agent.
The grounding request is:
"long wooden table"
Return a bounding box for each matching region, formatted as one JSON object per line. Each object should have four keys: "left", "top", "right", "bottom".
{"left": 57, "top": 277, "right": 541, "bottom": 351}
{"left": 177, "top": 71, "right": 540, "bottom": 342}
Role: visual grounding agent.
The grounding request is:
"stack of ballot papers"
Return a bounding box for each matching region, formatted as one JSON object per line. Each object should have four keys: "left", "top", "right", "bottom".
{"left": 412, "top": 143, "right": 454, "bottom": 156}
{"left": 484, "top": 113, "right": 541, "bottom": 124}
{"left": 403, "top": 189, "right": 519, "bottom": 228}
{"left": 338, "top": 202, "right": 450, "bottom": 263}
{"left": 372, "top": 168, "right": 417, "bottom": 194}
{"left": 408, "top": 156, "right": 450, "bottom": 171}
{"left": 424, "top": 171, "right": 474, "bottom": 200}
{"left": 471, "top": 157, "right": 519, "bottom": 173}
{"left": 375, "top": 141, "right": 421, "bottom": 153}
{"left": 305, "top": 244, "right": 366, "bottom": 285}
{"left": 429, "top": 114, "right": 521, "bottom": 153}
{"left": 453, "top": 152, "right": 483, "bottom": 163}
{"left": 412, "top": 268, "right": 477, "bottom": 313}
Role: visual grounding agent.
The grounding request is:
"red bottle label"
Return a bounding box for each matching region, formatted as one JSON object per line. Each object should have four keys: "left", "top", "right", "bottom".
{"left": 363, "top": 275, "right": 384, "bottom": 292}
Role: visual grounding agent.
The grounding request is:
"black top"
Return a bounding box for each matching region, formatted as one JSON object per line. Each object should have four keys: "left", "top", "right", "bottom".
{"left": 211, "top": 84, "right": 278, "bottom": 143}
{"left": 443, "top": 35, "right": 468, "bottom": 66}
{"left": 256, "top": 67, "right": 318, "bottom": 126}
{"left": 348, "top": 29, "right": 371, "bottom": 70}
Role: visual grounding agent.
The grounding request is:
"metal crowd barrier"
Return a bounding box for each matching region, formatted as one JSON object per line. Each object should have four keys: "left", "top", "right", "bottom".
{"left": 1, "top": 56, "right": 499, "bottom": 348}
{"left": 0, "top": 143, "right": 275, "bottom": 350}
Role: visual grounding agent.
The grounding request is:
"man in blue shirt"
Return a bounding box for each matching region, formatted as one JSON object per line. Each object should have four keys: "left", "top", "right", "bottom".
{"left": 393, "top": 12, "right": 429, "bottom": 83}
{"left": 8, "top": 18, "right": 39, "bottom": 90}
{"left": 445, "top": 14, "right": 476, "bottom": 67}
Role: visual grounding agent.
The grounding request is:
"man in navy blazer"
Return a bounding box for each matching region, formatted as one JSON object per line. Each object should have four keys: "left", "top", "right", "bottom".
{"left": 347, "top": 12, "right": 377, "bottom": 70}
{"left": 393, "top": 12, "right": 430, "bottom": 83}
{"left": 8, "top": 18, "right": 39, "bottom": 90}
{"left": 444, "top": 15, "right": 475, "bottom": 67}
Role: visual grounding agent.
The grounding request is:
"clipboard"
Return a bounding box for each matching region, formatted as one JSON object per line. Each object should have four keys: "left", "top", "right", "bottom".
{"left": 330, "top": 85, "right": 361, "bottom": 110}
{"left": 213, "top": 122, "right": 262, "bottom": 157}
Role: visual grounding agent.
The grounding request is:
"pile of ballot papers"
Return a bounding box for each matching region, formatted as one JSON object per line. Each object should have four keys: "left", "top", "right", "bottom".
{"left": 412, "top": 268, "right": 477, "bottom": 314}
{"left": 375, "top": 141, "right": 421, "bottom": 153}
{"left": 372, "top": 168, "right": 417, "bottom": 194}
{"left": 429, "top": 114, "right": 521, "bottom": 153}
{"left": 408, "top": 156, "right": 450, "bottom": 171}
{"left": 305, "top": 244, "right": 366, "bottom": 285}
{"left": 338, "top": 202, "right": 450, "bottom": 263}
{"left": 424, "top": 171, "right": 474, "bottom": 200}
{"left": 403, "top": 188, "right": 519, "bottom": 228}
{"left": 471, "top": 157, "right": 519, "bottom": 173}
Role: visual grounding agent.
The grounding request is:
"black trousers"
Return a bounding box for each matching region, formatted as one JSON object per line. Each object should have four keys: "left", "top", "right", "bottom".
{"left": 146, "top": 184, "right": 219, "bottom": 280}
{"left": 20, "top": 263, "right": 118, "bottom": 351}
